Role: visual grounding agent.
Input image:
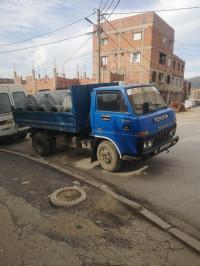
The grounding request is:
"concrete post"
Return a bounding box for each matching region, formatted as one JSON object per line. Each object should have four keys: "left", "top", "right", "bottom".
{"left": 32, "top": 70, "right": 35, "bottom": 91}
{"left": 53, "top": 68, "right": 57, "bottom": 90}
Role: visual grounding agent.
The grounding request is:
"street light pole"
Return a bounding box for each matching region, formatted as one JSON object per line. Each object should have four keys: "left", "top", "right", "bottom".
{"left": 97, "top": 8, "right": 101, "bottom": 83}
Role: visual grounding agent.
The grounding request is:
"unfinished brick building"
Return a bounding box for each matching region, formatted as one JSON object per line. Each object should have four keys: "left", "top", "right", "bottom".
{"left": 14, "top": 69, "right": 94, "bottom": 93}
{"left": 93, "top": 12, "right": 185, "bottom": 102}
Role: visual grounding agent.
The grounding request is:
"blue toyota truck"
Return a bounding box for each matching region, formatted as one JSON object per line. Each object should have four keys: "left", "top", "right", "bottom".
{"left": 13, "top": 83, "right": 179, "bottom": 172}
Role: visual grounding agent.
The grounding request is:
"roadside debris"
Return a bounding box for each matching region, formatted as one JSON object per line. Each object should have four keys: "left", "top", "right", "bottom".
{"left": 73, "top": 180, "right": 80, "bottom": 187}
{"left": 169, "top": 99, "right": 186, "bottom": 112}
{"left": 49, "top": 187, "right": 86, "bottom": 207}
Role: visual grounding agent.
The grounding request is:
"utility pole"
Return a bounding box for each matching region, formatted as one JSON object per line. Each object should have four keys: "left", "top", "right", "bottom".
{"left": 97, "top": 8, "right": 101, "bottom": 83}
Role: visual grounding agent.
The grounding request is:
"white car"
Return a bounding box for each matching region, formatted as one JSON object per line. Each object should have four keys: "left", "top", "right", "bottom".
{"left": 0, "top": 84, "right": 29, "bottom": 140}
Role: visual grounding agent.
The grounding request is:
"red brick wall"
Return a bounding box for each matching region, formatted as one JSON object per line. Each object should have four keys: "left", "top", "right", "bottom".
{"left": 93, "top": 11, "right": 185, "bottom": 90}
{"left": 16, "top": 75, "right": 95, "bottom": 93}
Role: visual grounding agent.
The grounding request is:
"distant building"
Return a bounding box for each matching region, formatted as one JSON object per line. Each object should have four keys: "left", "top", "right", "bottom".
{"left": 0, "top": 78, "right": 14, "bottom": 84}
{"left": 13, "top": 69, "right": 94, "bottom": 93}
{"left": 93, "top": 12, "right": 186, "bottom": 102}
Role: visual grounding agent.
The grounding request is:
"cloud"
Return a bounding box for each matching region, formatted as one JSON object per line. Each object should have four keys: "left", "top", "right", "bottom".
{"left": 0, "top": 0, "right": 95, "bottom": 79}
{"left": 0, "top": 0, "right": 199, "bottom": 79}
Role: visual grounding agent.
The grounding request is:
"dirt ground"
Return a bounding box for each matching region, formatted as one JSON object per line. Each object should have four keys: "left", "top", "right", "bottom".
{"left": 0, "top": 152, "right": 199, "bottom": 266}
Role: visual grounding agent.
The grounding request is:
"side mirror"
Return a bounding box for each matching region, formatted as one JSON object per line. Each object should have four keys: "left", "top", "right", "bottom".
{"left": 143, "top": 102, "right": 149, "bottom": 114}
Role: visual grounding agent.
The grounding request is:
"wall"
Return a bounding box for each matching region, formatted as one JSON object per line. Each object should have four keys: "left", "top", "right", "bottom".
{"left": 14, "top": 74, "right": 94, "bottom": 93}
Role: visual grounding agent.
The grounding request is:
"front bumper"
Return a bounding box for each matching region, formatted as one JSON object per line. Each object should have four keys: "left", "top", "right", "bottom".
{"left": 141, "top": 135, "right": 179, "bottom": 159}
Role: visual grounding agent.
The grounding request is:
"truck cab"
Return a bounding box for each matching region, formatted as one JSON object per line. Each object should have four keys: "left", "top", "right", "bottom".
{"left": 0, "top": 84, "right": 29, "bottom": 140}
{"left": 90, "top": 84, "right": 179, "bottom": 171}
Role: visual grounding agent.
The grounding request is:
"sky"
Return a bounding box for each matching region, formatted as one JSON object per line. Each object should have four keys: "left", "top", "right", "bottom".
{"left": 0, "top": 0, "right": 199, "bottom": 80}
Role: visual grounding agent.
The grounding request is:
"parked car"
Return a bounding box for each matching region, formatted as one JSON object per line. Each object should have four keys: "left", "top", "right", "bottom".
{"left": 0, "top": 84, "right": 29, "bottom": 140}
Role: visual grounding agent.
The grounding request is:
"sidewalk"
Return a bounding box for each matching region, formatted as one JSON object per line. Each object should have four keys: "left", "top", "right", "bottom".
{"left": 0, "top": 151, "right": 199, "bottom": 266}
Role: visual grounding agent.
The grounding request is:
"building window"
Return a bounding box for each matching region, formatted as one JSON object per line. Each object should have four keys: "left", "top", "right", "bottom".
{"left": 178, "top": 63, "right": 180, "bottom": 71}
{"left": 167, "top": 75, "right": 171, "bottom": 84}
{"left": 159, "top": 52, "right": 166, "bottom": 65}
{"left": 133, "top": 32, "right": 142, "bottom": 41}
{"left": 169, "top": 40, "right": 173, "bottom": 49}
{"left": 168, "top": 57, "right": 171, "bottom": 67}
{"left": 182, "top": 65, "right": 184, "bottom": 72}
{"left": 130, "top": 53, "right": 141, "bottom": 63}
{"left": 163, "top": 38, "right": 166, "bottom": 46}
{"left": 176, "top": 78, "right": 179, "bottom": 85}
{"left": 97, "top": 92, "right": 128, "bottom": 112}
{"left": 173, "top": 61, "right": 176, "bottom": 69}
{"left": 158, "top": 73, "right": 165, "bottom": 83}
{"left": 152, "top": 71, "right": 157, "bottom": 82}
{"left": 172, "top": 77, "right": 174, "bottom": 85}
{"left": 101, "top": 56, "right": 108, "bottom": 66}
{"left": 102, "top": 38, "right": 108, "bottom": 46}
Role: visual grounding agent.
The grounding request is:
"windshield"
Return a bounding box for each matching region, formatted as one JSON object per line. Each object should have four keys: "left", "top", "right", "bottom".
{"left": 126, "top": 86, "right": 167, "bottom": 115}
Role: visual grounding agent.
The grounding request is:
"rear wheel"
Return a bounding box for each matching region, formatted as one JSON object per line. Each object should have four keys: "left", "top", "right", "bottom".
{"left": 97, "top": 141, "right": 121, "bottom": 172}
{"left": 33, "top": 132, "right": 51, "bottom": 156}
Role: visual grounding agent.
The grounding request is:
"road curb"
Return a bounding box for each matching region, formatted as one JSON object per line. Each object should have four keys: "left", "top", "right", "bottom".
{"left": 0, "top": 148, "right": 200, "bottom": 253}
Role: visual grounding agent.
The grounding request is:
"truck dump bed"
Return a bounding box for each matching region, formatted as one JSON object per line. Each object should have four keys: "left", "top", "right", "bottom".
{"left": 13, "top": 83, "right": 117, "bottom": 133}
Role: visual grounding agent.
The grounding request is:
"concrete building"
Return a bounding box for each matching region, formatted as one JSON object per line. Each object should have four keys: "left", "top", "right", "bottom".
{"left": 93, "top": 12, "right": 186, "bottom": 102}
{"left": 14, "top": 70, "right": 94, "bottom": 93}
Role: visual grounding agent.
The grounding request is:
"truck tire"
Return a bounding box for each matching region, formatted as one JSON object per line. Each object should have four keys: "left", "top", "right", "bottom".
{"left": 97, "top": 141, "right": 121, "bottom": 172}
{"left": 33, "top": 132, "right": 51, "bottom": 156}
{"left": 49, "top": 187, "right": 86, "bottom": 207}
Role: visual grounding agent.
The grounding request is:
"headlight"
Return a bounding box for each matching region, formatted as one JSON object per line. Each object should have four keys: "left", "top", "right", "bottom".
{"left": 169, "top": 128, "right": 176, "bottom": 138}
{"left": 147, "top": 139, "right": 153, "bottom": 148}
{"left": 143, "top": 141, "right": 147, "bottom": 150}
{"left": 143, "top": 139, "right": 153, "bottom": 150}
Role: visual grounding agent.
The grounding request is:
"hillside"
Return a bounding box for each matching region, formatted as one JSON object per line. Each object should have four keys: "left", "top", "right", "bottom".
{"left": 186, "top": 76, "right": 200, "bottom": 88}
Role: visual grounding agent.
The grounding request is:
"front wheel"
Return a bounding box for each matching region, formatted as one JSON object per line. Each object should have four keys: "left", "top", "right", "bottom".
{"left": 97, "top": 141, "right": 122, "bottom": 172}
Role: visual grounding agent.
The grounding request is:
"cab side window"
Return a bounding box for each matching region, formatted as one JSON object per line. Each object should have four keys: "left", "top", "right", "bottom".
{"left": 12, "top": 92, "right": 26, "bottom": 109}
{"left": 97, "top": 91, "right": 128, "bottom": 112}
{"left": 0, "top": 93, "right": 12, "bottom": 114}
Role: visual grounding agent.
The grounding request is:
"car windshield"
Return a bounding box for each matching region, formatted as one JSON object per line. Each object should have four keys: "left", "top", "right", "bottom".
{"left": 126, "top": 86, "right": 167, "bottom": 115}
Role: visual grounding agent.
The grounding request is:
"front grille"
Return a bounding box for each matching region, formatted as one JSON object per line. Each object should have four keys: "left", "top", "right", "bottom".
{"left": 137, "top": 124, "right": 176, "bottom": 154}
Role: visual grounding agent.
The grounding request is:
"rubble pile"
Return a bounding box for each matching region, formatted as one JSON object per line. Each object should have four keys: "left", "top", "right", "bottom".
{"left": 169, "top": 99, "right": 186, "bottom": 112}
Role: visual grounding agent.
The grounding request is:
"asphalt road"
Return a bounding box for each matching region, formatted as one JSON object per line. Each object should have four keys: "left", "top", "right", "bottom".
{"left": 2, "top": 107, "right": 200, "bottom": 241}
{"left": 92, "top": 107, "right": 200, "bottom": 240}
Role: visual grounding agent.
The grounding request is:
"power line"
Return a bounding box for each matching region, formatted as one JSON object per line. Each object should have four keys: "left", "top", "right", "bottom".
{"left": 104, "top": 5, "right": 200, "bottom": 15}
{"left": 175, "top": 48, "right": 200, "bottom": 51}
{"left": 175, "top": 43, "right": 200, "bottom": 46}
{"left": 32, "top": 35, "right": 93, "bottom": 84}
{"left": 104, "top": 0, "right": 115, "bottom": 14}
{"left": 56, "top": 36, "right": 93, "bottom": 73}
{"left": 98, "top": 0, "right": 104, "bottom": 9}
{"left": 105, "top": 0, "right": 120, "bottom": 20}
{"left": 0, "top": 12, "right": 96, "bottom": 47}
{"left": 101, "top": 0, "right": 110, "bottom": 13}
{"left": 101, "top": 16, "right": 160, "bottom": 70}
{"left": 0, "top": 32, "right": 95, "bottom": 55}
{"left": 102, "top": 29, "right": 150, "bottom": 73}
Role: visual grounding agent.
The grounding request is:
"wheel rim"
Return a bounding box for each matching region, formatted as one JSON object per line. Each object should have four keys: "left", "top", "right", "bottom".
{"left": 101, "top": 148, "right": 112, "bottom": 165}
